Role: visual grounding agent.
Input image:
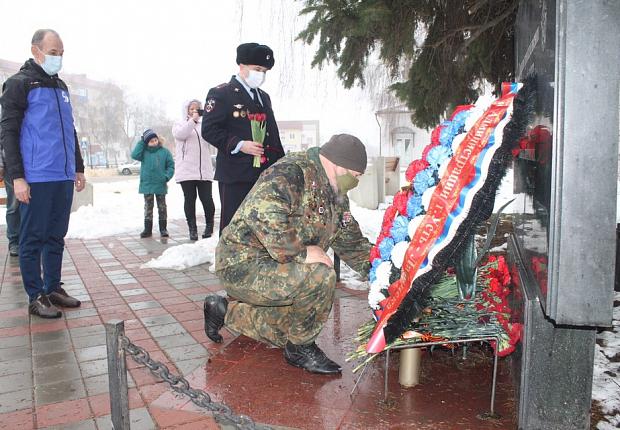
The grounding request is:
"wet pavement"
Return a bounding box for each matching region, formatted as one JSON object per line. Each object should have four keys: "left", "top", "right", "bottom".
{"left": 0, "top": 221, "right": 517, "bottom": 429}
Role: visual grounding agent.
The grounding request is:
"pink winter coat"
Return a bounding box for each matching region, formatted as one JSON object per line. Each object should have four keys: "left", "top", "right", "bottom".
{"left": 172, "top": 104, "right": 216, "bottom": 183}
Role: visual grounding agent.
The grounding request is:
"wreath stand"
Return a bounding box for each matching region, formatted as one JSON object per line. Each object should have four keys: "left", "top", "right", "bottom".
{"left": 352, "top": 236, "right": 501, "bottom": 418}
{"left": 351, "top": 335, "right": 500, "bottom": 418}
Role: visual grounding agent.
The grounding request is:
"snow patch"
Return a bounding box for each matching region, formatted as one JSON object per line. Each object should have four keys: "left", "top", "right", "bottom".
{"left": 593, "top": 292, "right": 620, "bottom": 429}
{"left": 141, "top": 236, "right": 219, "bottom": 271}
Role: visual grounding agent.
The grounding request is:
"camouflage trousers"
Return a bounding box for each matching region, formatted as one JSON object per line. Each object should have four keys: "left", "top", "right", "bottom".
{"left": 218, "top": 260, "right": 336, "bottom": 347}
{"left": 144, "top": 194, "right": 167, "bottom": 221}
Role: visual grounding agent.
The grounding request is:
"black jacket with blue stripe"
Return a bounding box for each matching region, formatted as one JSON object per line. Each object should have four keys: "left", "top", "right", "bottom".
{"left": 0, "top": 59, "right": 84, "bottom": 182}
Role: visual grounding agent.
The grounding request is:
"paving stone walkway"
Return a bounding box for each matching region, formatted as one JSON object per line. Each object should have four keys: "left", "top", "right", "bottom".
{"left": 0, "top": 220, "right": 516, "bottom": 429}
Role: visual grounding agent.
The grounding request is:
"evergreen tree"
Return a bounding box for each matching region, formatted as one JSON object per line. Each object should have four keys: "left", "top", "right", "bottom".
{"left": 297, "top": 0, "right": 518, "bottom": 128}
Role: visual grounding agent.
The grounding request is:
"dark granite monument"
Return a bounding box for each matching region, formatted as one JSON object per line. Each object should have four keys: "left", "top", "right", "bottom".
{"left": 510, "top": 0, "right": 619, "bottom": 428}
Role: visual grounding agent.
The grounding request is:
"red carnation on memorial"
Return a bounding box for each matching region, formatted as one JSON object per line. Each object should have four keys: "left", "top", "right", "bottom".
{"left": 405, "top": 159, "right": 430, "bottom": 183}
{"left": 392, "top": 190, "right": 411, "bottom": 216}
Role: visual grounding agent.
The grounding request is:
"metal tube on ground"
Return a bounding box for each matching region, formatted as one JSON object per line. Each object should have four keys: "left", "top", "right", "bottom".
{"left": 399, "top": 348, "right": 421, "bottom": 387}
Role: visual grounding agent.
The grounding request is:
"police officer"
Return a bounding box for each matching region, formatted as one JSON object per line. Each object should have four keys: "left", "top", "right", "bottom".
{"left": 202, "top": 42, "right": 284, "bottom": 234}
{"left": 203, "top": 134, "right": 372, "bottom": 374}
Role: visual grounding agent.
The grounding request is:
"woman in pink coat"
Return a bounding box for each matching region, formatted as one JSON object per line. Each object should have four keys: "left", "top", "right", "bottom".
{"left": 172, "top": 100, "right": 217, "bottom": 240}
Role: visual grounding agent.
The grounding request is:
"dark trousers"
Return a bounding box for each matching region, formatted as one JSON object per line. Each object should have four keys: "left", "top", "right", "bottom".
{"left": 218, "top": 181, "right": 254, "bottom": 234}
{"left": 4, "top": 178, "right": 20, "bottom": 249}
{"left": 19, "top": 181, "right": 73, "bottom": 302}
{"left": 144, "top": 194, "right": 167, "bottom": 221}
{"left": 180, "top": 180, "right": 215, "bottom": 226}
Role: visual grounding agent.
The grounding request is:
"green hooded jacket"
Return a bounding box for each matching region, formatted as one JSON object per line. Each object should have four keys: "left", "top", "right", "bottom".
{"left": 131, "top": 140, "right": 175, "bottom": 195}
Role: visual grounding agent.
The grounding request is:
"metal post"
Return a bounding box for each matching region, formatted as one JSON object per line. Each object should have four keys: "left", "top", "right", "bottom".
{"left": 334, "top": 253, "right": 341, "bottom": 282}
{"left": 383, "top": 349, "right": 390, "bottom": 402}
{"left": 88, "top": 141, "right": 93, "bottom": 168}
{"left": 105, "top": 320, "right": 130, "bottom": 430}
{"left": 490, "top": 338, "right": 499, "bottom": 416}
{"left": 374, "top": 112, "right": 382, "bottom": 157}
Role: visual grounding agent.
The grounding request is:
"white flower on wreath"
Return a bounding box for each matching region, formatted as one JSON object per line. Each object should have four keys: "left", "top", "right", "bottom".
{"left": 368, "top": 286, "right": 387, "bottom": 310}
{"left": 408, "top": 215, "right": 424, "bottom": 241}
{"left": 422, "top": 186, "right": 435, "bottom": 212}
{"left": 438, "top": 158, "right": 451, "bottom": 178}
{"left": 375, "top": 261, "right": 393, "bottom": 287}
{"left": 391, "top": 240, "right": 410, "bottom": 269}
{"left": 464, "top": 94, "right": 494, "bottom": 131}
{"left": 451, "top": 133, "right": 467, "bottom": 154}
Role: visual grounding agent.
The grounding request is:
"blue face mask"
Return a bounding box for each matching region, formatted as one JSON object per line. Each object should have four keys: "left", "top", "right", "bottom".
{"left": 41, "top": 55, "right": 62, "bottom": 76}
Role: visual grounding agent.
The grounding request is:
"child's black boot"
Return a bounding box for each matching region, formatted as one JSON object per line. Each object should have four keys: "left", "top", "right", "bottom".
{"left": 140, "top": 220, "right": 153, "bottom": 238}
{"left": 159, "top": 220, "right": 169, "bottom": 237}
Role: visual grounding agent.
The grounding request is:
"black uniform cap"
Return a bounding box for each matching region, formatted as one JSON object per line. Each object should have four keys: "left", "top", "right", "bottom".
{"left": 236, "top": 43, "right": 275, "bottom": 69}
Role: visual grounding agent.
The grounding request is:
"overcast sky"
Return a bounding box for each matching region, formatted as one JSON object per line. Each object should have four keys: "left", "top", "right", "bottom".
{"left": 0, "top": 0, "right": 383, "bottom": 153}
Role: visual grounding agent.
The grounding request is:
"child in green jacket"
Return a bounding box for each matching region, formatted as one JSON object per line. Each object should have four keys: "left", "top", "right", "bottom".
{"left": 131, "top": 129, "right": 175, "bottom": 238}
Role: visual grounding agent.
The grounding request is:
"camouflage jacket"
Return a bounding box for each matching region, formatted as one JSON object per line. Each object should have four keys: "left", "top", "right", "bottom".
{"left": 216, "top": 147, "right": 372, "bottom": 277}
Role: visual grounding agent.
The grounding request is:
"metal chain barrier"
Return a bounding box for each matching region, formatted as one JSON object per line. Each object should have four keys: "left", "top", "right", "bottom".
{"left": 119, "top": 334, "right": 271, "bottom": 430}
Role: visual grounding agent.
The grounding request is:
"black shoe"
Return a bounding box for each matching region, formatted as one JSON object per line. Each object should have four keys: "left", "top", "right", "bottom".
{"left": 8, "top": 244, "right": 18, "bottom": 257}
{"left": 202, "top": 222, "right": 214, "bottom": 239}
{"left": 49, "top": 287, "right": 81, "bottom": 308}
{"left": 284, "top": 341, "right": 342, "bottom": 375}
{"left": 159, "top": 220, "right": 169, "bottom": 237}
{"left": 189, "top": 227, "right": 198, "bottom": 241}
{"left": 203, "top": 295, "right": 227, "bottom": 343}
{"left": 140, "top": 220, "right": 153, "bottom": 238}
{"left": 29, "top": 294, "right": 62, "bottom": 318}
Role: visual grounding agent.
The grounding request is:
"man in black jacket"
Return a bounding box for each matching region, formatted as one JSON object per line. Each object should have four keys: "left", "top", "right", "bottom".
{"left": 0, "top": 29, "right": 85, "bottom": 318}
{"left": 202, "top": 42, "right": 284, "bottom": 234}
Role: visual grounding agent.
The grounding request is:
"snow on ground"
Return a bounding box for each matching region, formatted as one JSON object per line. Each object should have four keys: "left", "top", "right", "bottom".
{"left": 593, "top": 292, "right": 620, "bottom": 429}
{"left": 141, "top": 235, "right": 219, "bottom": 272}
{"left": 350, "top": 200, "right": 384, "bottom": 244}
{"left": 65, "top": 178, "right": 220, "bottom": 240}
{"left": 335, "top": 200, "right": 385, "bottom": 290}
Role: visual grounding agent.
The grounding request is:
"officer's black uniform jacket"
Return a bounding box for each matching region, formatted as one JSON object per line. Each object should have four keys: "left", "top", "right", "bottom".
{"left": 201, "top": 76, "right": 284, "bottom": 184}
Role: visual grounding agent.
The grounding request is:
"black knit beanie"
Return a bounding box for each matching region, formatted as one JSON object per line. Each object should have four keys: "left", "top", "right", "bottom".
{"left": 319, "top": 134, "right": 367, "bottom": 172}
{"left": 142, "top": 129, "right": 158, "bottom": 144}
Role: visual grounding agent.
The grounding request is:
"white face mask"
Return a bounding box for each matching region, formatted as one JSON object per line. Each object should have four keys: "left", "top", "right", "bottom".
{"left": 41, "top": 54, "right": 63, "bottom": 76}
{"left": 245, "top": 70, "right": 265, "bottom": 89}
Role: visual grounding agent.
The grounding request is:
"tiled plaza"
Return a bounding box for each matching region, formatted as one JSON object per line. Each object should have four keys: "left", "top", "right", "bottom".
{"left": 0, "top": 221, "right": 516, "bottom": 429}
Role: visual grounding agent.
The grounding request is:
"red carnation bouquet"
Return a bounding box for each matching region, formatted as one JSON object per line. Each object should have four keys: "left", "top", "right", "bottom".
{"left": 248, "top": 113, "right": 267, "bottom": 168}
{"left": 349, "top": 255, "right": 523, "bottom": 368}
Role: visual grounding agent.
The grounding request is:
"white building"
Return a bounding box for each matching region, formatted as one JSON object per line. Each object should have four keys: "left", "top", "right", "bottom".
{"left": 375, "top": 104, "right": 432, "bottom": 183}
{"left": 278, "top": 120, "right": 320, "bottom": 154}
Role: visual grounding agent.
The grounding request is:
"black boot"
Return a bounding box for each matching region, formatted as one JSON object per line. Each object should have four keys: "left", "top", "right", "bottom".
{"left": 159, "top": 220, "right": 169, "bottom": 237}
{"left": 203, "top": 295, "right": 228, "bottom": 343}
{"left": 140, "top": 220, "right": 153, "bottom": 238}
{"left": 284, "top": 341, "right": 342, "bottom": 374}
{"left": 202, "top": 222, "right": 214, "bottom": 239}
{"left": 188, "top": 220, "right": 198, "bottom": 241}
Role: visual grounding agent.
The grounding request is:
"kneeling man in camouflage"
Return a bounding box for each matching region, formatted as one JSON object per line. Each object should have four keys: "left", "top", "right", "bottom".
{"left": 204, "top": 134, "right": 372, "bottom": 374}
